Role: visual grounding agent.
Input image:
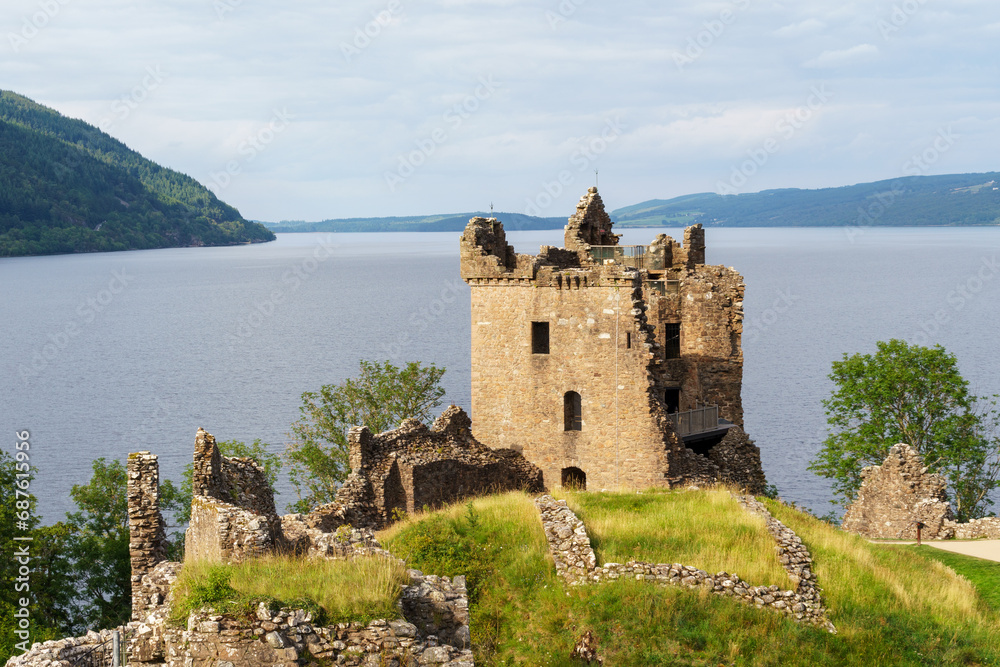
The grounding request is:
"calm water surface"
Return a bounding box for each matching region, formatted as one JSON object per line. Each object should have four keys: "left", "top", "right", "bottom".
{"left": 3, "top": 227, "right": 999, "bottom": 520}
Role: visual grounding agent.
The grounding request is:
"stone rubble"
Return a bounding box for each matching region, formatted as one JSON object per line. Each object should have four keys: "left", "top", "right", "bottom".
{"left": 535, "top": 494, "right": 836, "bottom": 633}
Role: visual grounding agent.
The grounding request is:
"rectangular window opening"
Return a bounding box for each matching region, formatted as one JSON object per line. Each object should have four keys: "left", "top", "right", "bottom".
{"left": 664, "top": 323, "right": 681, "bottom": 359}
{"left": 532, "top": 321, "right": 550, "bottom": 354}
{"left": 626, "top": 332, "right": 632, "bottom": 349}
{"left": 664, "top": 388, "right": 680, "bottom": 414}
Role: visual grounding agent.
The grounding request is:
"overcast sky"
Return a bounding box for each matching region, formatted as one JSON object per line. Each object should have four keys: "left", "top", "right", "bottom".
{"left": 3, "top": 0, "right": 998, "bottom": 221}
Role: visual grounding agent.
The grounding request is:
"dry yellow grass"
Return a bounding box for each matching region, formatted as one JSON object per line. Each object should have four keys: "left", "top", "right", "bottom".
{"left": 170, "top": 554, "right": 408, "bottom": 625}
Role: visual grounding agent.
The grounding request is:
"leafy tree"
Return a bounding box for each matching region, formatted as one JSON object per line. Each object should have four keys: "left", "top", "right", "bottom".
{"left": 809, "top": 339, "right": 1000, "bottom": 521}
{"left": 286, "top": 360, "right": 446, "bottom": 513}
{"left": 64, "top": 458, "right": 131, "bottom": 630}
{"left": 0, "top": 448, "right": 71, "bottom": 662}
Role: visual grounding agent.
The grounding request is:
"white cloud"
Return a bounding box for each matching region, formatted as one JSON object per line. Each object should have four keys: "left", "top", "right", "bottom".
{"left": 803, "top": 44, "right": 880, "bottom": 69}
{"left": 2, "top": 2, "right": 996, "bottom": 219}
{"left": 774, "top": 18, "right": 825, "bottom": 38}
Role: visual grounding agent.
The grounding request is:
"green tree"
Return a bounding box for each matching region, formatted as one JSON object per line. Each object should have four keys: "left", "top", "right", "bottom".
{"left": 65, "top": 458, "right": 131, "bottom": 630}
{"left": 809, "top": 339, "right": 1000, "bottom": 521}
{"left": 286, "top": 360, "right": 446, "bottom": 513}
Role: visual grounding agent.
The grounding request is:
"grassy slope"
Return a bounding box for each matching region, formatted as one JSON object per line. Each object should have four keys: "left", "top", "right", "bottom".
{"left": 381, "top": 492, "right": 1000, "bottom": 666}
{"left": 903, "top": 545, "right": 1000, "bottom": 613}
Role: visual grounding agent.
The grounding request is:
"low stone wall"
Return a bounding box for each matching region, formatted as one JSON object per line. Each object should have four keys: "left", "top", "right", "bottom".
{"left": 535, "top": 494, "right": 835, "bottom": 632}
{"left": 161, "top": 595, "right": 473, "bottom": 667}
{"left": 5, "top": 629, "right": 127, "bottom": 667}
{"left": 948, "top": 517, "right": 1000, "bottom": 540}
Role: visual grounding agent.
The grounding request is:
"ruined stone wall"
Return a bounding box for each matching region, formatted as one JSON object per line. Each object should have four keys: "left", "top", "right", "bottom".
{"left": 647, "top": 264, "right": 745, "bottom": 425}
{"left": 127, "top": 452, "right": 167, "bottom": 622}
{"left": 564, "top": 187, "right": 619, "bottom": 254}
{"left": 841, "top": 444, "right": 954, "bottom": 540}
{"left": 304, "top": 407, "right": 544, "bottom": 530}
{"left": 185, "top": 428, "right": 284, "bottom": 564}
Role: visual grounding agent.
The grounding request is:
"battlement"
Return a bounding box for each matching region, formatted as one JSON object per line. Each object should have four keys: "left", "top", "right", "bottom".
{"left": 461, "top": 188, "right": 706, "bottom": 285}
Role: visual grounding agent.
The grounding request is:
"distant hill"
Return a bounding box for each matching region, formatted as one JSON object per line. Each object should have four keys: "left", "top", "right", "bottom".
{"left": 612, "top": 173, "right": 1000, "bottom": 227}
{"left": 265, "top": 212, "right": 566, "bottom": 233}
{"left": 264, "top": 172, "right": 1000, "bottom": 234}
{"left": 0, "top": 91, "right": 274, "bottom": 257}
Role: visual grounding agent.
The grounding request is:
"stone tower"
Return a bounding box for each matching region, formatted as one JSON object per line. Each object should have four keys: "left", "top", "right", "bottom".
{"left": 459, "top": 187, "right": 766, "bottom": 492}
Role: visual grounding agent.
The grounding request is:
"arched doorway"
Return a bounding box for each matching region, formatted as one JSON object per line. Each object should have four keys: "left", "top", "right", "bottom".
{"left": 561, "top": 467, "right": 586, "bottom": 490}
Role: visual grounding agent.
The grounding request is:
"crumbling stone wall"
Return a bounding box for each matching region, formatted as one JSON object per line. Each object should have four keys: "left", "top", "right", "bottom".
{"left": 535, "top": 495, "right": 835, "bottom": 632}
{"left": 185, "top": 428, "right": 284, "bottom": 564}
{"left": 841, "top": 444, "right": 955, "bottom": 540}
{"left": 301, "top": 406, "right": 544, "bottom": 530}
{"left": 461, "top": 187, "right": 764, "bottom": 493}
{"left": 127, "top": 452, "right": 168, "bottom": 621}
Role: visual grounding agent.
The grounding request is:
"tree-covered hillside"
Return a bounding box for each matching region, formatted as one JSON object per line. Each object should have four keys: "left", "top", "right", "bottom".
{"left": 613, "top": 173, "right": 1000, "bottom": 227}
{"left": 0, "top": 91, "right": 274, "bottom": 257}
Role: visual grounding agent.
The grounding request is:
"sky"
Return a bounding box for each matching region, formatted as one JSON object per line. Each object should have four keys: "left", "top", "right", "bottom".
{"left": 3, "top": 0, "right": 998, "bottom": 222}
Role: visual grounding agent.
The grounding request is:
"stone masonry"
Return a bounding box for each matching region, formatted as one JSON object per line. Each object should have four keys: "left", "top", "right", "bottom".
{"left": 296, "top": 406, "right": 545, "bottom": 532}
{"left": 842, "top": 443, "right": 1000, "bottom": 540}
{"left": 185, "top": 428, "right": 286, "bottom": 564}
{"left": 128, "top": 452, "right": 169, "bottom": 621}
{"left": 535, "top": 494, "right": 835, "bottom": 632}
{"left": 461, "top": 187, "right": 766, "bottom": 493}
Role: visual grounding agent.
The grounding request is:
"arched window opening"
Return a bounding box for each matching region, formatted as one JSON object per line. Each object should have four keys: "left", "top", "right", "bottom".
{"left": 564, "top": 391, "right": 582, "bottom": 431}
{"left": 562, "top": 467, "right": 587, "bottom": 490}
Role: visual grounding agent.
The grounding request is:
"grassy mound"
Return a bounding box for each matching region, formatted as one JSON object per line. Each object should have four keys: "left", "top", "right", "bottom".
{"left": 381, "top": 491, "right": 1000, "bottom": 666}
{"left": 169, "top": 554, "right": 407, "bottom": 626}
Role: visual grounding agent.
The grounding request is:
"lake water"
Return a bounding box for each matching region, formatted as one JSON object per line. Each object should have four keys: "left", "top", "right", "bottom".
{"left": 3, "top": 227, "right": 999, "bottom": 522}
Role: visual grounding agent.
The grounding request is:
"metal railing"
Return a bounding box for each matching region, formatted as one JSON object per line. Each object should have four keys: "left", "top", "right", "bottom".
{"left": 673, "top": 405, "right": 720, "bottom": 437}
{"left": 69, "top": 629, "right": 126, "bottom": 667}
{"left": 589, "top": 245, "right": 646, "bottom": 269}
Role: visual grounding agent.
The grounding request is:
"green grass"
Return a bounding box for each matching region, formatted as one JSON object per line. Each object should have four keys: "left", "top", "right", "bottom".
{"left": 903, "top": 545, "right": 1000, "bottom": 612}
{"left": 560, "top": 487, "right": 791, "bottom": 589}
{"left": 381, "top": 491, "right": 1000, "bottom": 666}
{"left": 169, "top": 554, "right": 408, "bottom": 626}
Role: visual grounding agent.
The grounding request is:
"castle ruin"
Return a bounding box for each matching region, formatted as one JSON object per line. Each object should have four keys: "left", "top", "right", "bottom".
{"left": 460, "top": 187, "right": 766, "bottom": 493}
